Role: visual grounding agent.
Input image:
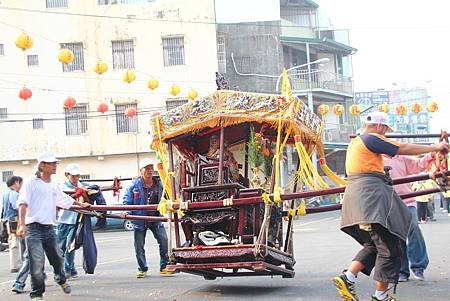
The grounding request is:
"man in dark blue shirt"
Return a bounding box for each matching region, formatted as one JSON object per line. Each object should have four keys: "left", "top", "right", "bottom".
{"left": 122, "top": 158, "right": 174, "bottom": 278}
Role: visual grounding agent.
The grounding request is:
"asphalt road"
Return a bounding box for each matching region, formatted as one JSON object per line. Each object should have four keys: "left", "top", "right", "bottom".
{"left": 1, "top": 210, "right": 449, "bottom": 301}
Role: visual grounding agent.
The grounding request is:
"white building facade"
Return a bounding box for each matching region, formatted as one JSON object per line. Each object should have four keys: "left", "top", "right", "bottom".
{"left": 0, "top": 0, "right": 218, "bottom": 186}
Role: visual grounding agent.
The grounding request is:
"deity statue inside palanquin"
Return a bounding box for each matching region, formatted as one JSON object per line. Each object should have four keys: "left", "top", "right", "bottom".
{"left": 206, "top": 135, "right": 240, "bottom": 182}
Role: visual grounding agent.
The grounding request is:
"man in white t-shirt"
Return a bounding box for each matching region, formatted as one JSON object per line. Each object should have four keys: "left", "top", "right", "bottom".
{"left": 16, "top": 153, "right": 90, "bottom": 301}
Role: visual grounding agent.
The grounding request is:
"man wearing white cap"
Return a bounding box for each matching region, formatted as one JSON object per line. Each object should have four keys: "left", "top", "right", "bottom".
{"left": 122, "top": 158, "right": 173, "bottom": 278}
{"left": 57, "top": 163, "right": 87, "bottom": 279}
{"left": 333, "top": 112, "right": 450, "bottom": 301}
{"left": 16, "top": 153, "right": 90, "bottom": 301}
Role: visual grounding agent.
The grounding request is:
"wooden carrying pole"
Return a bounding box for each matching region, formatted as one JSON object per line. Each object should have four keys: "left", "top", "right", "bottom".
{"left": 279, "top": 171, "right": 450, "bottom": 201}
{"left": 350, "top": 133, "right": 447, "bottom": 139}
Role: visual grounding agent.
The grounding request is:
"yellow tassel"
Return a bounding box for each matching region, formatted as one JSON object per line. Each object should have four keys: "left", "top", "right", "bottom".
{"left": 319, "top": 159, "right": 347, "bottom": 186}
{"left": 297, "top": 199, "right": 306, "bottom": 216}
{"left": 287, "top": 200, "right": 306, "bottom": 217}
{"left": 274, "top": 186, "right": 283, "bottom": 204}
{"left": 157, "top": 198, "right": 167, "bottom": 216}
{"left": 262, "top": 193, "right": 272, "bottom": 204}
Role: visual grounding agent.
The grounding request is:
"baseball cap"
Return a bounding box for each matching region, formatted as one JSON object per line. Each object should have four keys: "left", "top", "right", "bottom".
{"left": 37, "top": 152, "right": 60, "bottom": 164}
{"left": 65, "top": 163, "right": 81, "bottom": 175}
{"left": 365, "top": 112, "right": 394, "bottom": 132}
{"left": 139, "top": 158, "right": 156, "bottom": 170}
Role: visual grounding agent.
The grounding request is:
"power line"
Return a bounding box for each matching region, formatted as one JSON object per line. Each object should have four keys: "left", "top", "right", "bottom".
{"left": 0, "top": 106, "right": 167, "bottom": 116}
{"left": 0, "top": 5, "right": 448, "bottom": 31}
{"left": 0, "top": 80, "right": 215, "bottom": 96}
{"left": 0, "top": 6, "right": 217, "bottom": 25}
{"left": 0, "top": 107, "right": 166, "bottom": 123}
{"left": 0, "top": 71, "right": 214, "bottom": 85}
{"left": 0, "top": 77, "right": 214, "bottom": 107}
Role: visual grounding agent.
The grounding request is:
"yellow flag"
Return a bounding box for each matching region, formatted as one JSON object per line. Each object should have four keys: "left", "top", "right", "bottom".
{"left": 281, "top": 68, "right": 292, "bottom": 100}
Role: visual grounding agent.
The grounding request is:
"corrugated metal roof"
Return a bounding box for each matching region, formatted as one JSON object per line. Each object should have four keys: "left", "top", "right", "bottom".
{"left": 280, "top": 36, "right": 357, "bottom": 55}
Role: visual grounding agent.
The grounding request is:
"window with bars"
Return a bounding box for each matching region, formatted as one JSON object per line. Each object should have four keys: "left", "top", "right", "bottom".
{"left": 0, "top": 108, "right": 7, "bottom": 119}
{"left": 166, "top": 98, "right": 188, "bottom": 111}
{"left": 0, "top": 44, "right": 4, "bottom": 55}
{"left": 64, "top": 105, "right": 88, "bottom": 136}
{"left": 112, "top": 40, "right": 135, "bottom": 69}
{"left": 32, "top": 118, "right": 44, "bottom": 130}
{"left": 216, "top": 35, "right": 226, "bottom": 74}
{"left": 27, "top": 55, "right": 39, "bottom": 67}
{"left": 46, "top": 0, "right": 68, "bottom": 8}
{"left": 162, "top": 36, "right": 185, "bottom": 66}
{"left": 2, "top": 171, "right": 13, "bottom": 183}
{"left": 115, "top": 103, "right": 138, "bottom": 133}
{"left": 60, "top": 42, "right": 84, "bottom": 72}
{"left": 80, "top": 174, "right": 90, "bottom": 180}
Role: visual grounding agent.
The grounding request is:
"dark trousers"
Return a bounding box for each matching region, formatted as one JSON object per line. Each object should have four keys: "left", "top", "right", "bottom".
{"left": 26, "top": 223, "right": 66, "bottom": 298}
{"left": 134, "top": 223, "right": 169, "bottom": 272}
{"left": 353, "top": 223, "right": 402, "bottom": 283}
{"left": 417, "top": 202, "right": 428, "bottom": 222}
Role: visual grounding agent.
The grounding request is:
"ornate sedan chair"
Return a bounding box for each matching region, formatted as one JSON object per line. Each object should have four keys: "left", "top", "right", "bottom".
{"left": 150, "top": 90, "right": 324, "bottom": 279}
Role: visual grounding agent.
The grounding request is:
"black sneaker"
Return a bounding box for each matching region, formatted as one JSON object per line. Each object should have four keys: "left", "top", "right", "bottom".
{"left": 70, "top": 270, "right": 79, "bottom": 278}
{"left": 332, "top": 272, "right": 359, "bottom": 301}
{"left": 371, "top": 294, "right": 399, "bottom": 301}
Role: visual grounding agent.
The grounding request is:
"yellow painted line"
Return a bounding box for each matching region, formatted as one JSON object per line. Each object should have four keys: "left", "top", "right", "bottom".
{"left": 293, "top": 216, "right": 336, "bottom": 230}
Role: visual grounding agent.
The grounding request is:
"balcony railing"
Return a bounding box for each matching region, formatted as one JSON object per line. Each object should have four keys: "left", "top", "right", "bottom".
{"left": 289, "top": 69, "right": 353, "bottom": 95}
{"left": 322, "top": 122, "right": 358, "bottom": 143}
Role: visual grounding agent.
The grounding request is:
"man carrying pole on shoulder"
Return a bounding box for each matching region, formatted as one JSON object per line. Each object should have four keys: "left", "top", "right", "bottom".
{"left": 333, "top": 112, "right": 449, "bottom": 301}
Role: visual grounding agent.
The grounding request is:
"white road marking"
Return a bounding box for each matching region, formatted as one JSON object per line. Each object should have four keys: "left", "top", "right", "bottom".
{"left": 0, "top": 254, "right": 155, "bottom": 286}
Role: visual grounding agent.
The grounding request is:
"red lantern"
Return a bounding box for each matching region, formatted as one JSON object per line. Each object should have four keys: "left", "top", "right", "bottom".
{"left": 19, "top": 87, "right": 32, "bottom": 100}
{"left": 124, "top": 107, "right": 137, "bottom": 117}
{"left": 410, "top": 102, "right": 422, "bottom": 114}
{"left": 64, "top": 96, "right": 77, "bottom": 109}
{"left": 97, "top": 103, "right": 109, "bottom": 113}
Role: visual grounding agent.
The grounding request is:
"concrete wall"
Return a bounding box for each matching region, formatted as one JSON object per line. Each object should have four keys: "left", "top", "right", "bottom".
{"left": 217, "top": 21, "right": 283, "bottom": 93}
{"left": 215, "top": 0, "right": 280, "bottom": 23}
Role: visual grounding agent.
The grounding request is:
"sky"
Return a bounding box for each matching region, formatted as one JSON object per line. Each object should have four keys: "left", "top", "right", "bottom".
{"left": 316, "top": 0, "right": 450, "bottom": 131}
{"left": 215, "top": 0, "right": 450, "bottom": 131}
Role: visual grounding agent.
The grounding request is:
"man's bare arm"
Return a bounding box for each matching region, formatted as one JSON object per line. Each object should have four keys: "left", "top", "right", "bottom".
{"left": 397, "top": 141, "right": 449, "bottom": 156}
{"left": 16, "top": 204, "right": 27, "bottom": 237}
